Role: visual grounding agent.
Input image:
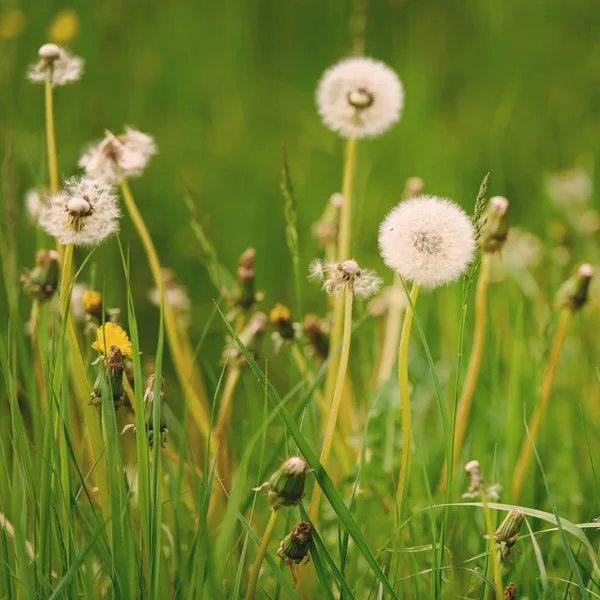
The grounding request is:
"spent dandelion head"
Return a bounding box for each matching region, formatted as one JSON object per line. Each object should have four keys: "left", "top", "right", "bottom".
{"left": 143, "top": 374, "right": 168, "bottom": 448}
{"left": 277, "top": 522, "right": 312, "bottom": 565}
{"left": 309, "top": 259, "right": 382, "bottom": 299}
{"left": 39, "top": 176, "right": 120, "bottom": 246}
{"left": 316, "top": 56, "right": 404, "bottom": 139}
{"left": 555, "top": 263, "right": 594, "bottom": 311}
{"left": 90, "top": 344, "right": 126, "bottom": 408}
{"left": 462, "top": 459, "right": 502, "bottom": 501}
{"left": 254, "top": 456, "right": 308, "bottom": 510}
{"left": 92, "top": 322, "right": 133, "bottom": 358}
{"left": 79, "top": 128, "right": 157, "bottom": 184}
{"left": 479, "top": 196, "right": 509, "bottom": 253}
{"left": 27, "top": 43, "right": 83, "bottom": 85}
{"left": 378, "top": 195, "right": 476, "bottom": 288}
{"left": 21, "top": 249, "right": 60, "bottom": 302}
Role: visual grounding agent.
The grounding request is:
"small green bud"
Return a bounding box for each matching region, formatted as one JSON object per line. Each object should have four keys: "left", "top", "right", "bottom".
{"left": 494, "top": 508, "right": 524, "bottom": 562}
{"left": 479, "top": 196, "right": 509, "bottom": 253}
{"left": 235, "top": 247, "right": 258, "bottom": 310}
{"left": 90, "top": 345, "right": 126, "bottom": 409}
{"left": 277, "top": 521, "right": 312, "bottom": 565}
{"left": 144, "top": 374, "right": 168, "bottom": 448}
{"left": 265, "top": 456, "right": 307, "bottom": 509}
{"left": 504, "top": 582, "right": 517, "bottom": 599}
{"left": 22, "top": 249, "right": 60, "bottom": 302}
{"left": 556, "top": 264, "right": 594, "bottom": 311}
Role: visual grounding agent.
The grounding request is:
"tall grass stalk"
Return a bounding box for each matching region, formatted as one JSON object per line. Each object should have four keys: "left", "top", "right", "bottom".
{"left": 120, "top": 180, "right": 211, "bottom": 443}
{"left": 395, "top": 282, "right": 420, "bottom": 524}
{"left": 511, "top": 308, "right": 571, "bottom": 501}
{"left": 480, "top": 491, "right": 503, "bottom": 600}
{"left": 439, "top": 254, "right": 491, "bottom": 492}
{"left": 308, "top": 285, "right": 354, "bottom": 522}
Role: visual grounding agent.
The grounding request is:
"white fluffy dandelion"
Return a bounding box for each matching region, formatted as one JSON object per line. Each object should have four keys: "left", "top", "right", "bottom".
{"left": 79, "top": 128, "right": 157, "bottom": 184}
{"left": 27, "top": 43, "right": 83, "bottom": 86}
{"left": 310, "top": 258, "right": 382, "bottom": 299}
{"left": 316, "top": 56, "right": 403, "bottom": 139}
{"left": 378, "top": 195, "right": 476, "bottom": 288}
{"left": 39, "top": 176, "right": 120, "bottom": 246}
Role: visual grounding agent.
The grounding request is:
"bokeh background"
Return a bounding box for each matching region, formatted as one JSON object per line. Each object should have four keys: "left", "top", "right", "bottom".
{"left": 1, "top": 0, "right": 599, "bottom": 367}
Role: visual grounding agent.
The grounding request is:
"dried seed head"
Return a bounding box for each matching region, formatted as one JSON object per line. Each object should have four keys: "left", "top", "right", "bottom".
{"left": 277, "top": 522, "right": 312, "bottom": 564}
{"left": 462, "top": 460, "right": 502, "bottom": 501}
{"left": 555, "top": 263, "right": 594, "bottom": 311}
{"left": 234, "top": 247, "right": 260, "bottom": 310}
{"left": 21, "top": 249, "right": 60, "bottom": 302}
{"left": 39, "top": 176, "right": 120, "bottom": 246}
{"left": 79, "top": 128, "right": 157, "bottom": 184}
{"left": 266, "top": 456, "right": 307, "bottom": 509}
{"left": 90, "top": 345, "right": 125, "bottom": 409}
{"left": 316, "top": 57, "right": 404, "bottom": 139}
{"left": 28, "top": 44, "right": 83, "bottom": 85}
{"left": 479, "top": 196, "right": 510, "bottom": 253}
{"left": 310, "top": 259, "right": 382, "bottom": 299}
{"left": 503, "top": 582, "right": 517, "bottom": 599}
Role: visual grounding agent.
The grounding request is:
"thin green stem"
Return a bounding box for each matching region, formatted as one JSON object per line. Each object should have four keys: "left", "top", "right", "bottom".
{"left": 512, "top": 308, "right": 571, "bottom": 501}
{"left": 481, "top": 491, "right": 503, "bottom": 600}
{"left": 246, "top": 509, "right": 280, "bottom": 600}
{"left": 308, "top": 286, "right": 354, "bottom": 523}
{"left": 395, "top": 283, "right": 420, "bottom": 527}
{"left": 120, "top": 180, "right": 211, "bottom": 444}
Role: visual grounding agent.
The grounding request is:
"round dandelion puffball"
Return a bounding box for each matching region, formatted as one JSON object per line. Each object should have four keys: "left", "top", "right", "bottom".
{"left": 378, "top": 195, "right": 476, "bottom": 288}
{"left": 316, "top": 57, "right": 403, "bottom": 139}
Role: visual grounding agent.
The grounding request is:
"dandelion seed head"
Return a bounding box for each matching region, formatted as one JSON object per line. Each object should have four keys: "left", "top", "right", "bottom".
{"left": 378, "top": 195, "right": 476, "bottom": 288}
{"left": 329, "top": 192, "right": 344, "bottom": 208}
{"left": 579, "top": 263, "right": 594, "bottom": 278}
{"left": 316, "top": 56, "right": 403, "bottom": 139}
{"left": 27, "top": 44, "right": 83, "bottom": 85}
{"left": 309, "top": 259, "right": 382, "bottom": 298}
{"left": 39, "top": 176, "right": 120, "bottom": 246}
{"left": 25, "top": 188, "right": 45, "bottom": 223}
{"left": 70, "top": 283, "right": 88, "bottom": 322}
{"left": 79, "top": 128, "right": 157, "bottom": 184}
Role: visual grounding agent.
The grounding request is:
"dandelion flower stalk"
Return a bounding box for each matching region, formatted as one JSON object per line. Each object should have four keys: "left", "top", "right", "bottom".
{"left": 246, "top": 510, "right": 279, "bottom": 600}
{"left": 120, "top": 180, "right": 211, "bottom": 443}
{"left": 512, "top": 264, "right": 593, "bottom": 501}
{"left": 481, "top": 488, "right": 504, "bottom": 600}
{"left": 44, "top": 68, "right": 59, "bottom": 193}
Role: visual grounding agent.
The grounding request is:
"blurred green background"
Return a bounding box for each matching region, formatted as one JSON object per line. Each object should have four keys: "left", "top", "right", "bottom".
{"left": 1, "top": 0, "right": 599, "bottom": 362}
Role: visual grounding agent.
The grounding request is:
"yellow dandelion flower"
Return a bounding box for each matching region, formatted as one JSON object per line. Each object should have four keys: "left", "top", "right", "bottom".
{"left": 92, "top": 322, "right": 133, "bottom": 357}
{"left": 83, "top": 290, "right": 103, "bottom": 314}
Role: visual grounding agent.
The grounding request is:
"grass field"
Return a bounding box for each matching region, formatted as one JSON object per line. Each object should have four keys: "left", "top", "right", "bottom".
{"left": 1, "top": 1, "right": 600, "bottom": 598}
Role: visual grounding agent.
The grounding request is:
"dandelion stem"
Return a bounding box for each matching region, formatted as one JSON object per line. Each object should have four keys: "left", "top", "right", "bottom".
{"left": 246, "top": 509, "right": 279, "bottom": 600}
{"left": 44, "top": 69, "right": 59, "bottom": 193}
{"left": 481, "top": 489, "right": 503, "bottom": 600}
{"left": 395, "top": 282, "right": 420, "bottom": 526}
{"left": 511, "top": 308, "right": 571, "bottom": 501}
{"left": 439, "top": 255, "right": 490, "bottom": 493}
{"left": 30, "top": 300, "right": 46, "bottom": 406}
{"left": 120, "top": 180, "right": 211, "bottom": 444}
{"left": 308, "top": 286, "right": 354, "bottom": 523}
{"left": 323, "top": 138, "right": 358, "bottom": 440}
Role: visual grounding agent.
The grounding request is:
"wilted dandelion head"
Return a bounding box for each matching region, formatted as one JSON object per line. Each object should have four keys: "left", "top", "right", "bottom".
{"left": 316, "top": 56, "right": 403, "bottom": 139}
{"left": 27, "top": 43, "right": 83, "bottom": 85}
{"left": 378, "top": 195, "right": 476, "bottom": 288}
{"left": 38, "top": 176, "right": 120, "bottom": 246}
{"left": 310, "top": 259, "right": 382, "bottom": 299}
{"left": 79, "top": 128, "right": 157, "bottom": 184}
{"left": 92, "top": 323, "right": 133, "bottom": 357}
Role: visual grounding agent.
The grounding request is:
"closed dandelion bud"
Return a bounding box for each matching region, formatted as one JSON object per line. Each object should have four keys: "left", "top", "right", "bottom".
{"left": 22, "top": 249, "right": 59, "bottom": 302}
{"left": 83, "top": 290, "right": 104, "bottom": 322}
{"left": 494, "top": 508, "right": 524, "bottom": 563}
{"left": 144, "top": 374, "right": 168, "bottom": 448}
{"left": 269, "top": 304, "right": 295, "bottom": 341}
{"left": 235, "top": 247, "right": 258, "bottom": 309}
{"left": 91, "top": 345, "right": 126, "bottom": 409}
{"left": 504, "top": 582, "right": 517, "bottom": 599}
{"left": 303, "top": 314, "right": 329, "bottom": 361}
{"left": 267, "top": 456, "right": 307, "bottom": 509}
{"left": 401, "top": 177, "right": 424, "bottom": 200}
{"left": 556, "top": 264, "right": 594, "bottom": 311}
{"left": 277, "top": 522, "right": 312, "bottom": 565}
{"left": 479, "top": 196, "right": 509, "bottom": 253}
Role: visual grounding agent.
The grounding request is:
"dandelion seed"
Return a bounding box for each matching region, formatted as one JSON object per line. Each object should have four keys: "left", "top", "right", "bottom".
{"left": 378, "top": 195, "right": 476, "bottom": 288}
{"left": 79, "top": 128, "right": 157, "bottom": 184}
{"left": 316, "top": 56, "right": 404, "bottom": 139}
{"left": 27, "top": 43, "right": 83, "bottom": 85}
{"left": 92, "top": 322, "right": 133, "bottom": 357}
{"left": 309, "top": 259, "right": 382, "bottom": 299}
{"left": 39, "top": 176, "right": 120, "bottom": 246}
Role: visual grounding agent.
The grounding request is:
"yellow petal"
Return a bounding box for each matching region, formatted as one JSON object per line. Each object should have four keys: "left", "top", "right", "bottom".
{"left": 92, "top": 322, "right": 133, "bottom": 357}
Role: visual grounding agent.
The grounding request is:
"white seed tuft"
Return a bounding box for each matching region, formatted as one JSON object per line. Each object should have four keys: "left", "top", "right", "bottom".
{"left": 316, "top": 56, "right": 404, "bottom": 139}
{"left": 378, "top": 195, "right": 476, "bottom": 288}
{"left": 27, "top": 44, "right": 83, "bottom": 85}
